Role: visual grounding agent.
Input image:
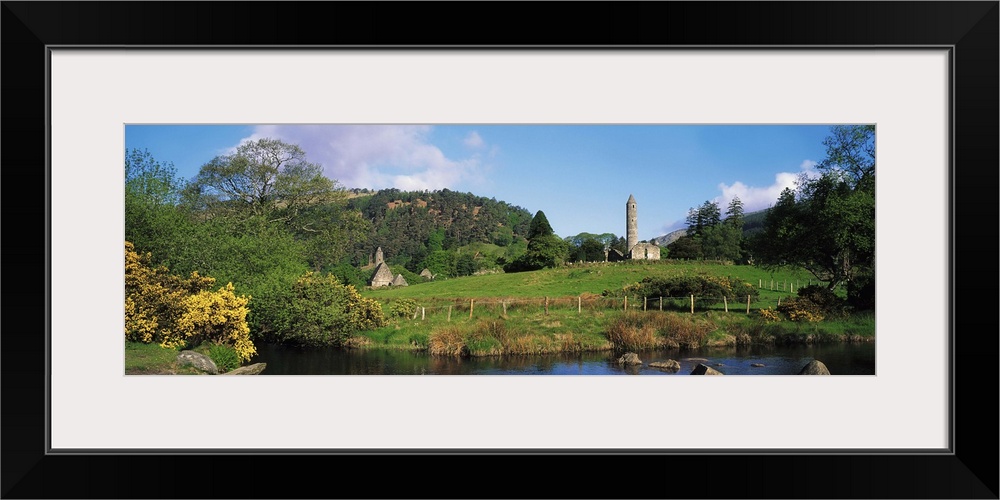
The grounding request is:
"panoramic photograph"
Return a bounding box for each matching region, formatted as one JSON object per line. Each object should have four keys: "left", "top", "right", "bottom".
{"left": 124, "top": 124, "right": 875, "bottom": 375}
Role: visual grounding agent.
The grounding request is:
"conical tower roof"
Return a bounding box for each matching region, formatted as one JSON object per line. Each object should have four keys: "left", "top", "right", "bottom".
{"left": 627, "top": 194, "right": 636, "bottom": 204}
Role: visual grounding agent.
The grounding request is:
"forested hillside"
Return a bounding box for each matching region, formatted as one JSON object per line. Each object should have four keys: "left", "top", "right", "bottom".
{"left": 346, "top": 188, "right": 533, "bottom": 271}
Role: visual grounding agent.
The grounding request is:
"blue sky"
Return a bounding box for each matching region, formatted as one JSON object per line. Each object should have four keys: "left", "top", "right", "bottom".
{"left": 125, "top": 124, "right": 837, "bottom": 240}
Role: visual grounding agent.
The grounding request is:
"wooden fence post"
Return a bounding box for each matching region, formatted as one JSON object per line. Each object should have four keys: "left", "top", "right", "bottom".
{"left": 448, "top": 305, "right": 452, "bottom": 322}
{"left": 624, "top": 296, "right": 628, "bottom": 311}
{"left": 503, "top": 300, "right": 507, "bottom": 316}
{"left": 759, "top": 279, "right": 762, "bottom": 288}
{"left": 644, "top": 297, "right": 647, "bottom": 311}
{"left": 778, "top": 297, "right": 782, "bottom": 307}
{"left": 470, "top": 299, "right": 474, "bottom": 319}
{"left": 723, "top": 295, "right": 728, "bottom": 313}
{"left": 746, "top": 295, "right": 751, "bottom": 314}
{"left": 413, "top": 309, "right": 418, "bottom": 320}
{"left": 659, "top": 297, "right": 662, "bottom": 311}
{"left": 422, "top": 307, "right": 425, "bottom": 320}
{"left": 690, "top": 294, "right": 694, "bottom": 314}
{"left": 545, "top": 296, "right": 549, "bottom": 315}
{"left": 578, "top": 296, "right": 581, "bottom": 314}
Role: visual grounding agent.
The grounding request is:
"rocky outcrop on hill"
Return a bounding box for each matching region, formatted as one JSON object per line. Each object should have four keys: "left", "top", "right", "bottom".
{"left": 652, "top": 229, "right": 688, "bottom": 247}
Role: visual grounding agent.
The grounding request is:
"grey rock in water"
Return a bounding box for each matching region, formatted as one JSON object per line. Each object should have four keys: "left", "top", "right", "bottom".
{"left": 176, "top": 351, "right": 218, "bottom": 374}
{"left": 649, "top": 360, "right": 681, "bottom": 372}
{"left": 617, "top": 352, "right": 643, "bottom": 365}
{"left": 222, "top": 363, "right": 267, "bottom": 375}
{"left": 750, "top": 363, "right": 766, "bottom": 367}
{"left": 799, "top": 360, "right": 831, "bottom": 375}
{"left": 691, "top": 363, "right": 724, "bottom": 375}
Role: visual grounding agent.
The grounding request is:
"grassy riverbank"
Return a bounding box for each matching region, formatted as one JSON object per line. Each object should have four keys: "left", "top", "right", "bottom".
{"left": 352, "top": 261, "right": 872, "bottom": 357}
{"left": 354, "top": 308, "right": 874, "bottom": 357}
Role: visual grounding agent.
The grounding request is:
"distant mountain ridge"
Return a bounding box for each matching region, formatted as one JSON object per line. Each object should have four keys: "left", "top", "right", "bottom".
{"left": 652, "top": 229, "right": 688, "bottom": 247}
{"left": 652, "top": 208, "right": 769, "bottom": 245}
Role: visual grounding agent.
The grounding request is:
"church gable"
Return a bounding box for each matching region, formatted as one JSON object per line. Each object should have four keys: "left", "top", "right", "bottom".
{"left": 369, "top": 262, "right": 394, "bottom": 287}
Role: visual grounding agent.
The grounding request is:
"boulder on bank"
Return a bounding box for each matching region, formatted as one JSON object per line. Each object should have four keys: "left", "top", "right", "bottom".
{"left": 690, "top": 363, "right": 723, "bottom": 375}
{"left": 617, "top": 352, "right": 642, "bottom": 365}
{"left": 649, "top": 360, "right": 681, "bottom": 372}
{"left": 177, "top": 351, "right": 218, "bottom": 374}
{"left": 799, "top": 360, "right": 831, "bottom": 375}
{"left": 750, "top": 363, "right": 766, "bottom": 368}
{"left": 222, "top": 363, "right": 267, "bottom": 375}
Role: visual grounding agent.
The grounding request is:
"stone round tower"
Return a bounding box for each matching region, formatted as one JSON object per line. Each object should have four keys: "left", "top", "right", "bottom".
{"left": 626, "top": 194, "right": 638, "bottom": 252}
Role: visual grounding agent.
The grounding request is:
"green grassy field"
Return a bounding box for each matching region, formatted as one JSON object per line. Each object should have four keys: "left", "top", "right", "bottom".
{"left": 364, "top": 259, "right": 823, "bottom": 307}
{"left": 355, "top": 261, "right": 871, "bottom": 355}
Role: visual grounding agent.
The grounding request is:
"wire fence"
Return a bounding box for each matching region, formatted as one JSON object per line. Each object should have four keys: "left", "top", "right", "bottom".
{"left": 384, "top": 283, "right": 824, "bottom": 322}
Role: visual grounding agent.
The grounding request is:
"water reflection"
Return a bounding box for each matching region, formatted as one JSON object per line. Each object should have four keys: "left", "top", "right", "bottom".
{"left": 255, "top": 342, "right": 875, "bottom": 376}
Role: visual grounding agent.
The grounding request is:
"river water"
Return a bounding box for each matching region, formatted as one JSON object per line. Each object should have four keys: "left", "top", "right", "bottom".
{"left": 254, "top": 342, "right": 875, "bottom": 375}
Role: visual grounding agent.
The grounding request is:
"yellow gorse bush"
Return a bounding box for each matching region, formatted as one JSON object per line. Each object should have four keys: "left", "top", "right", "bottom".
{"left": 777, "top": 297, "right": 826, "bottom": 323}
{"left": 341, "top": 284, "right": 388, "bottom": 331}
{"left": 782, "top": 306, "right": 824, "bottom": 323}
{"left": 758, "top": 307, "right": 781, "bottom": 323}
{"left": 125, "top": 241, "right": 255, "bottom": 362}
{"left": 174, "top": 283, "right": 256, "bottom": 361}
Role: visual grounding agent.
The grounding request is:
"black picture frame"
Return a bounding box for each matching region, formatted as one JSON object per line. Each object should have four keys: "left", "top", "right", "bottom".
{"left": 3, "top": 2, "right": 997, "bottom": 498}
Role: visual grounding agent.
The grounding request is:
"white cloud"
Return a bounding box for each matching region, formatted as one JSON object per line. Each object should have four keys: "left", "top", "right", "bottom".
{"left": 714, "top": 159, "right": 821, "bottom": 214}
{"left": 463, "top": 130, "right": 485, "bottom": 149}
{"left": 237, "top": 125, "right": 489, "bottom": 191}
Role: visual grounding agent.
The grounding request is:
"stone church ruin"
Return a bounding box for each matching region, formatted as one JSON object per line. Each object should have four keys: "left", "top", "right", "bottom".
{"left": 608, "top": 194, "right": 660, "bottom": 261}
{"left": 367, "top": 247, "right": 408, "bottom": 288}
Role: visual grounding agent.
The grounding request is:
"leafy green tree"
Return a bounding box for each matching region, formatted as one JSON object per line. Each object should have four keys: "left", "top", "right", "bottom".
{"left": 124, "top": 149, "right": 193, "bottom": 266}
{"left": 725, "top": 196, "right": 745, "bottom": 229}
{"left": 297, "top": 202, "right": 370, "bottom": 273}
{"left": 666, "top": 236, "right": 702, "bottom": 260}
{"left": 700, "top": 224, "right": 743, "bottom": 261}
{"left": 126, "top": 148, "right": 182, "bottom": 205}
{"left": 426, "top": 228, "right": 446, "bottom": 252}
{"left": 573, "top": 237, "right": 606, "bottom": 262}
{"left": 184, "top": 138, "right": 336, "bottom": 221}
{"left": 751, "top": 125, "right": 875, "bottom": 300}
{"left": 276, "top": 272, "right": 387, "bottom": 347}
{"left": 817, "top": 124, "right": 875, "bottom": 192}
{"left": 686, "top": 200, "right": 722, "bottom": 237}
{"left": 454, "top": 253, "right": 478, "bottom": 276}
{"left": 701, "top": 200, "right": 722, "bottom": 228}
{"left": 491, "top": 226, "right": 514, "bottom": 247}
{"left": 526, "top": 210, "right": 554, "bottom": 239}
{"left": 504, "top": 210, "right": 568, "bottom": 272}
{"left": 422, "top": 250, "right": 456, "bottom": 278}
